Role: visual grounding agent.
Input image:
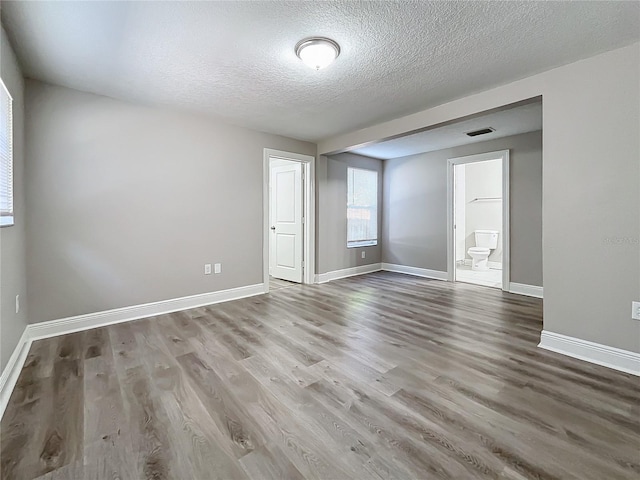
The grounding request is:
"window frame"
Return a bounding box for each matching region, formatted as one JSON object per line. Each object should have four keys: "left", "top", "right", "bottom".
{"left": 346, "top": 166, "right": 378, "bottom": 248}
{"left": 0, "top": 77, "right": 14, "bottom": 228}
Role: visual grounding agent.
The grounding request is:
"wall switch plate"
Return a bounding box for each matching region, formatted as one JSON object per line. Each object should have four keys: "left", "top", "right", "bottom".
{"left": 204, "top": 264, "right": 212, "bottom": 275}
{"left": 361, "top": 251, "right": 366, "bottom": 259}
{"left": 214, "top": 263, "right": 222, "bottom": 274}
{"left": 632, "top": 301, "right": 640, "bottom": 321}
{"left": 15, "top": 295, "right": 19, "bottom": 314}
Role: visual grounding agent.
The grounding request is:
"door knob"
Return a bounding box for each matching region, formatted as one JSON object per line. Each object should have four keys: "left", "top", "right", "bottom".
{"left": 270, "top": 226, "right": 276, "bottom": 230}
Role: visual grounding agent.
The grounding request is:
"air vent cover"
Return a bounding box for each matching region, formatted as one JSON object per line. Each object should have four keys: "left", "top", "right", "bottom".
{"left": 466, "top": 127, "right": 495, "bottom": 137}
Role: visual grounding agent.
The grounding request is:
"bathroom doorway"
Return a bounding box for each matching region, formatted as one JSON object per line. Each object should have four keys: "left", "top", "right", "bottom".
{"left": 447, "top": 150, "right": 510, "bottom": 290}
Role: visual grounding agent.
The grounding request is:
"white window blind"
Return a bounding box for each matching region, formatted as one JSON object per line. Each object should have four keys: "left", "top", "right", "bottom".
{"left": 347, "top": 167, "right": 378, "bottom": 247}
{"left": 0, "top": 79, "right": 13, "bottom": 227}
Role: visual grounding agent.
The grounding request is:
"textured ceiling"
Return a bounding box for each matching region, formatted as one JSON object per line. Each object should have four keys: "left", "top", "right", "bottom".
{"left": 2, "top": 1, "right": 638, "bottom": 142}
{"left": 352, "top": 101, "right": 542, "bottom": 159}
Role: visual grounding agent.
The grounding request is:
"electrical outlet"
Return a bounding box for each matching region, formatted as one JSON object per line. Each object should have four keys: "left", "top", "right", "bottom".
{"left": 632, "top": 301, "right": 640, "bottom": 321}
{"left": 361, "top": 251, "right": 366, "bottom": 259}
{"left": 204, "top": 264, "right": 212, "bottom": 275}
{"left": 214, "top": 263, "right": 222, "bottom": 274}
{"left": 15, "top": 295, "right": 19, "bottom": 314}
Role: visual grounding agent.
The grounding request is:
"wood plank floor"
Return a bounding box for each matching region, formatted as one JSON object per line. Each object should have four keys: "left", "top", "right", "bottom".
{"left": 269, "top": 277, "right": 299, "bottom": 291}
{"left": 1, "top": 272, "right": 638, "bottom": 479}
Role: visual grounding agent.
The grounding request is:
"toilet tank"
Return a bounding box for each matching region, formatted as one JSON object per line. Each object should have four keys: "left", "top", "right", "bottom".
{"left": 475, "top": 230, "right": 499, "bottom": 249}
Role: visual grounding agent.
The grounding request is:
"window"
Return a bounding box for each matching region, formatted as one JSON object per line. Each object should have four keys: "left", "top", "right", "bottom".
{"left": 347, "top": 167, "right": 378, "bottom": 247}
{"left": 0, "top": 79, "right": 13, "bottom": 227}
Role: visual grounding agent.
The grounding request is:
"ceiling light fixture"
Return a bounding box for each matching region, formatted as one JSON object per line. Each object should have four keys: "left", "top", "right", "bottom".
{"left": 295, "top": 37, "right": 340, "bottom": 70}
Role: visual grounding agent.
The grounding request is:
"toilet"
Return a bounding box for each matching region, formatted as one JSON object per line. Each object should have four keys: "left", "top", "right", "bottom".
{"left": 467, "top": 230, "right": 499, "bottom": 271}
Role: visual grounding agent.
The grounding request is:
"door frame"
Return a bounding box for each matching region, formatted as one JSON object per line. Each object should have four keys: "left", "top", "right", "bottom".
{"left": 446, "top": 149, "right": 510, "bottom": 291}
{"left": 263, "top": 148, "right": 315, "bottom": 292}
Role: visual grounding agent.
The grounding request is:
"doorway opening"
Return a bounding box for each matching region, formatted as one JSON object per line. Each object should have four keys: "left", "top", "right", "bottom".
{"left": 263, "top": 149, "right": 315, "bottom": 293}
{"left": 447, "top": 150, "right": 510, "bottom": 290}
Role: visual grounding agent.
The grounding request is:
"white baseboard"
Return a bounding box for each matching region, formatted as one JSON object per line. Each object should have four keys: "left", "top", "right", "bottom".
{"left": 381, "top": 263, "right": 448, "bottom": 281}
{"left": 314, "top": 262, "right": 449, "bottom": 284}
{"left": 0, "top": 329, "right": 32, "bottom": 421}
{"left": 0, "top": 283, "right": 265, "bottom": 420}
{"left": 315, "top": 263, "right": 382, "bottom": 284}
{"left": 29, "top": 283, "right": 265, "bottom": 341}
{"left": 539, "top": 330, "right": 640, "bottom": 376}
{"left": 509, "top": 282, "right": 543, "bottom": 298}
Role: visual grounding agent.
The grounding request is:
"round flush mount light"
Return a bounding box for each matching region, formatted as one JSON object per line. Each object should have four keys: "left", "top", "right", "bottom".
{"left": 295, "top": 37, "right": 340, "bottom": 70}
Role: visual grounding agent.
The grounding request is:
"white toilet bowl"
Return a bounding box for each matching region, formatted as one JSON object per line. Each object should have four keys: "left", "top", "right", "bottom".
{"left": 467, "top": 247, "right": 491, "bottom": 271}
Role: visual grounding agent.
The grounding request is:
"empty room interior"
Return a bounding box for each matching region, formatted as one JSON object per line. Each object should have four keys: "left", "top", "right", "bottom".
{"left": 0, "top": 2, "right": 638, "bottom": 479}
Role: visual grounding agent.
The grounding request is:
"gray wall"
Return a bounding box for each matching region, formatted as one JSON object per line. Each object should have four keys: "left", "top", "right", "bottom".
{"left": 542, "top": 46, "right": 639, "bottom": 353}
{"left": 317, "top": 152, "right": 383, "bottom": 274}
{"left": 382, "top": 148, "right": 448, "bottom": 272}
{"left": 509, "top": 132, "right": 543, "bottom": 286}
{"left": 25, "top": 81, "right": 315, "bottom": 323}
{"left": 383, "top": 130, "right": 543, "bottom": 286}
{"left": 0, "top": 27, "right": 28, "bottom": 370}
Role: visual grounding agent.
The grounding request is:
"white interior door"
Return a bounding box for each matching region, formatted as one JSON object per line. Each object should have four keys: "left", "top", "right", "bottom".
{"left": 270, "top": 161, "right": 303, "bottom": 283}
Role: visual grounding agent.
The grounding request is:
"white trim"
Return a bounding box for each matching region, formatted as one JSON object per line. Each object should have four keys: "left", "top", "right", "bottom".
{"left": 447, "top": 150, "right": 510, "bottom": 292}
{"left": 502, "top": 151, "right": 510, "bottom": 291}
{"left": 381, "top": 263, "right": 448, "bottom": 281}
{"left": 263, "top": 149, "right": 315, "bottom": 292}
{"left": 539, "top": 331, "right": 640, "bottom": 376}
{"left": 0, "top": 77, "right": 13, "bottom": 101}
{"left": 29, "top": 283, "right": 265, "bottom": 341}
{"left": 347, "top": 240, "right": 378, "bottom": 248}
{"left": 0, "top": 329, "right": 31, "bottom": 420}
{"left": 509, "top": 282, "right": 543, "bottom": 298}
{"left": 315, "top": 263, "right": 382, "bottom": 283}
{"left": 315, "top": 262, "right": 450, "bottom": 284}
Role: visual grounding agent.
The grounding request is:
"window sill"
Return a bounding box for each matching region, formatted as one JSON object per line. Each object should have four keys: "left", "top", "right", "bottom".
{"left": 0, "top": 216, "right": 14, "bottom": 227}
{"left": 347, "top": 241, "right": 378, "bottom": 248}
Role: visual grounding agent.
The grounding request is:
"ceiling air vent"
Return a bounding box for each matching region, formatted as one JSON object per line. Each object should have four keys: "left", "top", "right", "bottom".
{"left": 466, "top": 127, "right": 495, "bottom": 137}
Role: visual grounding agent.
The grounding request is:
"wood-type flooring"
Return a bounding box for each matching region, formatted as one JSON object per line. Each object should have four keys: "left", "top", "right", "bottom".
{"left": 2, "top": 272, "right": 638, "bottom": 479}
